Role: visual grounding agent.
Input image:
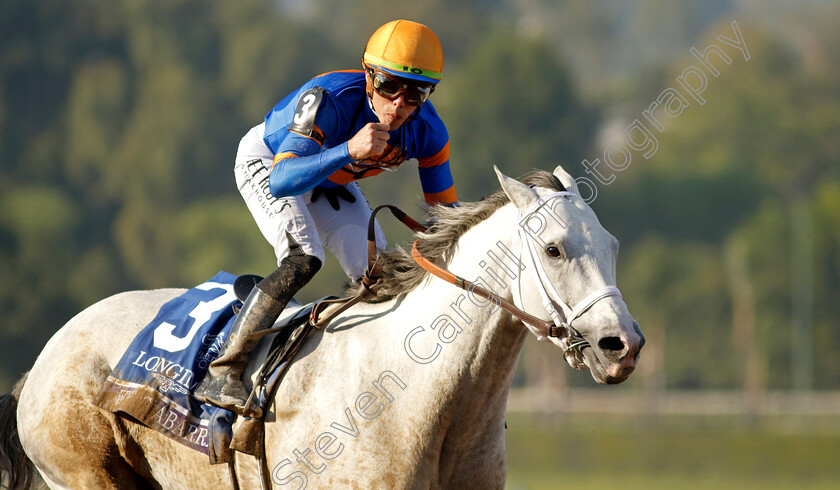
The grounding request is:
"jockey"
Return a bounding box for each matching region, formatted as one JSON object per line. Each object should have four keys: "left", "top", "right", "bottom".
{"left": 194, "top": 20, "right": 457, "bottom": 417}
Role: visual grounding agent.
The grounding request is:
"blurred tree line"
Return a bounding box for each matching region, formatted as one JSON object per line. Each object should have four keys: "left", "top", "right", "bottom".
{"left": 1, "top": 0, "right": 838, "bottom": 397}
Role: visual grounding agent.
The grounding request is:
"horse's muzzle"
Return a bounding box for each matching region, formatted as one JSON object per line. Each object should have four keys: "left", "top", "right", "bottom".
{"left": 584, "top": 320, "right": 645, "bottom": 384}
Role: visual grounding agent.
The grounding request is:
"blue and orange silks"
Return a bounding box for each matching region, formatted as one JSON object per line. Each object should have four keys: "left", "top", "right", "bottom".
{"left": 263, "top": 71, "right": 457, "bottom": 206}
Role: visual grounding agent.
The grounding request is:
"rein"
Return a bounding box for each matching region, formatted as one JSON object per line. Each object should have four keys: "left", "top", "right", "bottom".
{"left": 409, "top": 241, "right": 566, "bottom": 339}
{"left": 310, "top": 194, "right": 624, "bottom": 368}
{"left": 310, "top": 200, "right": 609, "bottom": 349}
{"left": 308, "top": 204, "right": 426, "bottom": 327}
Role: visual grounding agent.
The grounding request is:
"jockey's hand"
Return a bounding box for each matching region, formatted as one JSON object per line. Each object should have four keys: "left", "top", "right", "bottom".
{"left": 311, "top": 185, "right": 357, "bottom": 211}
{"left": 347, "top": 123, "right": 390, "bottom": 161}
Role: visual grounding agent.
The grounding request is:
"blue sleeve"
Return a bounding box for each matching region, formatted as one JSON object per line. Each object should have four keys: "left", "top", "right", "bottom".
{"left": 419, "top": 159, "right": 456, "bottom": 193}
{"left": 268, "top": 143, "right": 354, "bottom": 197}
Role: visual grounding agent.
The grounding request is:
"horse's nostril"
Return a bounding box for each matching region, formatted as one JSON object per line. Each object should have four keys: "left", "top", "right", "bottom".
{"left": 598, "top": 336, "right": 625, "bottom": 352}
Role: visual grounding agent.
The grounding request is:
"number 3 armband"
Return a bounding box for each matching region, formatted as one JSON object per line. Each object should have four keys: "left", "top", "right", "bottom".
{"left": 288, "top": 87, "right": 325, "bottom": 143}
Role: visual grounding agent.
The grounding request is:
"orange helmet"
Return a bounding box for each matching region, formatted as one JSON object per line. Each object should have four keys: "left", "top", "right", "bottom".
{"left": 363, "top": 20, "right": 443, "bottom": 85}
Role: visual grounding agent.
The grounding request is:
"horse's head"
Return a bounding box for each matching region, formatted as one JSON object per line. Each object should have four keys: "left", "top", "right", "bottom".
{"left": 496, "top": 165, "right": 644, "bottom": 384}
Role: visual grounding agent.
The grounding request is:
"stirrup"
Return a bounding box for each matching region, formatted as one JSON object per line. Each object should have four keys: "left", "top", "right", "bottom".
{"left": 234, "top": 274, "right": 264, "bottom": 303}
{"left": 195, "top": 382, "right": 262, "bottom": 418}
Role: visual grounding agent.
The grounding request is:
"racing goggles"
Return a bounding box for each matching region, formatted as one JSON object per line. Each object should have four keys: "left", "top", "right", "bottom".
{"left": 370, "top": 70, "right": 434, "bottom": 105}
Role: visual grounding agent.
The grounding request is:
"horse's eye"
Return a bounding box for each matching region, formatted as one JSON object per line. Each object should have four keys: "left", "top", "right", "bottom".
{"left": 546, "top": 245, "right": 563, "bottom": 259}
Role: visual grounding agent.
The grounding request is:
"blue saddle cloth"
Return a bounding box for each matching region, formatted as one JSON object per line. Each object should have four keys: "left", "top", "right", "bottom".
{"left": 95, "top": 271, "right": 242, "bottom": 463}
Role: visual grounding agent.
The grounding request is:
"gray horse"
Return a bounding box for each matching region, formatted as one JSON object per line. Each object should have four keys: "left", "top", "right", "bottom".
{"left": 1, "top": 166, "right": 643, "bottom": 489}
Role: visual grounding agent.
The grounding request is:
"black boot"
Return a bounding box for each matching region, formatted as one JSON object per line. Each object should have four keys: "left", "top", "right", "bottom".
{"left": 193, "top": 286, "right": 283, "bottom": 417}
{"left": 193, "top": 254, "right": 321, "bottom": 417}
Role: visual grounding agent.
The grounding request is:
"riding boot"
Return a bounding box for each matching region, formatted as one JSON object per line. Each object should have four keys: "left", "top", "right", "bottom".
{"left": 193, "top": 253, "right": 321, "bottom": 418}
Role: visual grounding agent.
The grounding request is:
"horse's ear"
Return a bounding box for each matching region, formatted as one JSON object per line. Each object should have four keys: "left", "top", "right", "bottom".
{"left": 495, "top": 165, "right": 539, "bottom": 211}
{"left": 552, "top": 165, "right": 580, "bottom": 195}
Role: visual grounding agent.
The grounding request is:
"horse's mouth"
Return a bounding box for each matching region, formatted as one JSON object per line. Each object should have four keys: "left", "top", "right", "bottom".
{"left": 582, "top": 347, "right": 635, "bottom": 385}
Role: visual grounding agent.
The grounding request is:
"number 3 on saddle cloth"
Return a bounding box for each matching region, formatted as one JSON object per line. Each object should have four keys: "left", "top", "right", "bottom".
{"left": 94, "top": 271, "right": 317, "bottom": 464}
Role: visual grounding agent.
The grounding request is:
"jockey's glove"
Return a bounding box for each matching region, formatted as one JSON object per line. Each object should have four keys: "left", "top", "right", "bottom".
{"left": 311, "top": 185, "right": 357, "bottom": 211}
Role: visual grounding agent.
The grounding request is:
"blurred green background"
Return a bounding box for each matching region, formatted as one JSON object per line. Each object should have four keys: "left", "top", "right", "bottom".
{"left": 1, "top": 0, "right": 839, "bottom": 487}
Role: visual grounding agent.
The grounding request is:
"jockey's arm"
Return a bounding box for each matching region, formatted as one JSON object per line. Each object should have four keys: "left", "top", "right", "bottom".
{"left": 268, "top": 141, "right": 353, "bottom": 198}
{"left": 267, "top": 120, "right": 390, "bottom": 198}
{"left": 417, "top": 142, "right": 459, "bottom": 207}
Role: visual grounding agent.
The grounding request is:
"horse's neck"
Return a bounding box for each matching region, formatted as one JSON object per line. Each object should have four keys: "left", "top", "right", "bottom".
{"left": 395, "top": 205, "right": 528, "bottom": 472}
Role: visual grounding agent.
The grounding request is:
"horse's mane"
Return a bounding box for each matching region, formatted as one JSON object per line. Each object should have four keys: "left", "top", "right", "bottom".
{"left": 361, "top": 170, "right": 564, "bottom": 302}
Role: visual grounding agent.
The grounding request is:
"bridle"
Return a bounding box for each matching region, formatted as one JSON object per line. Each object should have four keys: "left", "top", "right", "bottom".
{"left": 310, "top": 193, "right": 623, "bottom": 367}
{"left": 509, "top": 190, "right": 622, "bottom": 367}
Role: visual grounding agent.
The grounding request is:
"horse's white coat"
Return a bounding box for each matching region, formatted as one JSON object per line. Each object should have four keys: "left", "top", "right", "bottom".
{"left": 14, "top": 166, "right": 642, "bottom": 489}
